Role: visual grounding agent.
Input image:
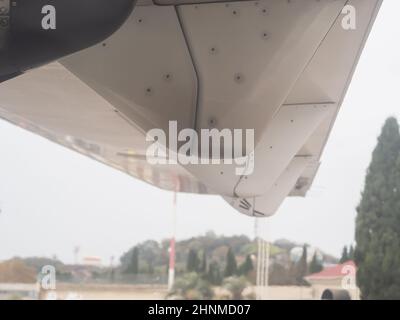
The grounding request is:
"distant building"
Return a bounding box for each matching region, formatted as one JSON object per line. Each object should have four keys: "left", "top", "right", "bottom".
{"left": 305, "top": 260, "right": 359, "bottom": 300}
{"left": 82, "top": 256, "right": 102, "bottom": 267}
{"left": 0, "top": 283, "right": 39, "bottom": 300}
{"left": 0, "top": 259, "right": 39, "bottom": 300}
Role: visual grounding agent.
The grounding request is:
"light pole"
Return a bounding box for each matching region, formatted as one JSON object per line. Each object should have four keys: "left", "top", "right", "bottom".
{"left": 168, "top": 191, "right": 177, "bottom": 292}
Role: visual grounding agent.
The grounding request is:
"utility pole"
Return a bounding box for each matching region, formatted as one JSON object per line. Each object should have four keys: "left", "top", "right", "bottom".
{"left": 255, "top": 218, "right": 270, "bottom": 300}
{"left": 73, "top": 246, "right": 80, "bottom": 265}
{"left": 168, "top": 191, "right": 177, "bottom": 292}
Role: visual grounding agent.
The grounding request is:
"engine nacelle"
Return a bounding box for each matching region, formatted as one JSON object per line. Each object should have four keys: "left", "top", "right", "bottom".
{"left": 0, "top": 0, "right": 135, "bottom": 81}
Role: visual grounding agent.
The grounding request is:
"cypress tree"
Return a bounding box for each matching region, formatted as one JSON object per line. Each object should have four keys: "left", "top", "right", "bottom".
{"left": 224, "top": 247, "right": 237, "bottom": 277}
{"left": 125, "top": 246, "right": 139, "bottom": 274}
{"left": 348, "top": 245, "right": 355, "bottom": 261}
{"left": 238, "top": 255, "right": 254, "bottom": 276}
{"left": 355, "top": 117, "right": 400, "bottom": 299}
{"left": 340, "top": 246, "right": 349, "bottom": 263}
{"left": 309, "top": 252, "right": 323, "bottom": 274}
{"left": 207, "top": 261, "right": 222, "bottom": 285}
{"left": 295, "top": 244, "right": 308, "bottom": 284}
{"left": 186, "top": 249, "right": 200, "bottom": 273}
{"left": 200, "top": 251, "right": 207, "bottom": 274}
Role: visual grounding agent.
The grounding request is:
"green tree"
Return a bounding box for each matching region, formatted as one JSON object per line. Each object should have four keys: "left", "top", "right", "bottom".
{"left": 225, "top": 247, "right": 237, "bottom": 277}
{"left": 124, "top": 246, "right": 139, "bottom": 274}
{"left": 348, "top": 245, "right": 355, "bottom": 261}
{"left": 355, "top": 117, "right": 400, "bottom": 299}
{"left": 200, "top": 251, "right": 207, "bottom": 274}
{"left": 186, "top": 249, "right": 200, "bottom": 273}
{"left": 309, "top": 253, "right": 323, "bottom": 274}
{"left": 120, "top": 240, "right": 162, "bottom": 275}
{"left": 294, "top": 244, "right": 308, "bottom": 284}
{"left": 169, "top": 272, "right": 214, "bottom": 300}
{"left": 340, "top": 246, "right": 349, "bottom": 263}
{"left": 207, "top": 261, "right": 222, "bottom": 285}
{"left": 110, "top": 268, "right": 115, "bottom": 282}
{"left": 238, "top": 255, "right": 254, "bottom": 276}
{"left": 223, "top": 276, "right": 248, "bottom": 300}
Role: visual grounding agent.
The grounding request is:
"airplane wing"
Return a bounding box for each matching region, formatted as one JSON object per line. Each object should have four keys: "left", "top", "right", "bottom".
{"left": 0, "top": 0, "right": 383, "bottom": 217}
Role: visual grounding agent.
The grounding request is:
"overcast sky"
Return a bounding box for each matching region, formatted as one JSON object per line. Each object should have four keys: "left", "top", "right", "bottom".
{"left": 0, "top": 1, "right": 399, "bottom": 265}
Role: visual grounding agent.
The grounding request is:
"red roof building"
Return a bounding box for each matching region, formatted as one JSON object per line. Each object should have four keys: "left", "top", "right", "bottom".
{"left": 305, "top": 261, "right": 359, "bottom": 300}
{"left": 305, "top": 260, "right": 356, "bottom": 281}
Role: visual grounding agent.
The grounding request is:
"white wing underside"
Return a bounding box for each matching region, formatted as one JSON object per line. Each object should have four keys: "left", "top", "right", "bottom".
{"left": 0, "top": 0, "right": 382, "bottom": 217}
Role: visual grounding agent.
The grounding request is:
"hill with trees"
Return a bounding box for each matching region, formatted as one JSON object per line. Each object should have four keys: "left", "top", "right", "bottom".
{"left": 2, "top": 233, "right": 338, "bottom": 299}
{"left": 117, "top": 233, "right": 336, "bottom": 287}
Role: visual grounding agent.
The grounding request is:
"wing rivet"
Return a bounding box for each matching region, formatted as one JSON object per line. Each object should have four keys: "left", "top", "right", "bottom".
{"left": 208, "top": 117, "right": 217, "bottom": 127}
{"left": 163, "top": 73, "right": 173, "bottom": 82}
{"left": 234, "top": 73, "right": 244, "bottom": 84}
{"left": 209, "top": 46, "right": 218, "bottom": 55}
{"left": 145, "top": 87, "right": 153, "bottom": 96}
